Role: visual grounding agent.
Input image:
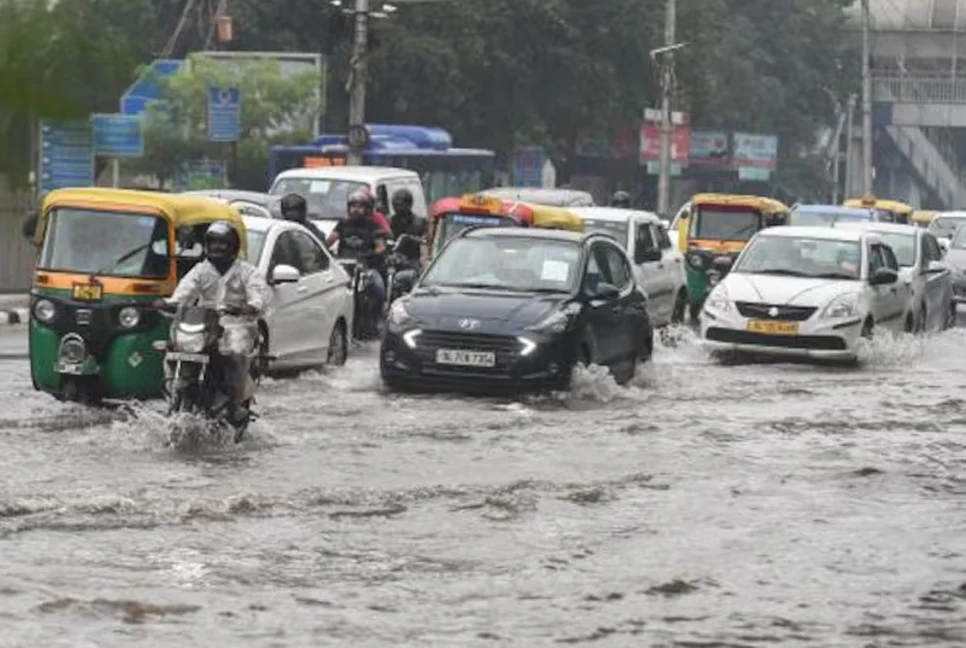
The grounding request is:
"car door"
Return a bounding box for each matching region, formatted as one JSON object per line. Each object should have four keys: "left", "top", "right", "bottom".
{"left": 650, "top": 222, "right": 679, "bottom": 322}
{"left": 581, "top": 242, "right": 626, "bottom": 365}
{"left": 869, "top": 243, "right": 905, "bottom": 331}
{"left": 656, "top": 222, "right": 685, "bottom": 314}
{"left": 266, "top": 230, "right": 304, "bottom": 364}
{"left": 291, "top": 228, "right": 343, "bottom": 360}
{"left": 599, "top": 241, "right": 642, "bottom": 363}
{"left": 921, "top": 232, "right": 950, "bottom": 329}
{"left": 630, "top": 220, "right": 667, "bottom": 324}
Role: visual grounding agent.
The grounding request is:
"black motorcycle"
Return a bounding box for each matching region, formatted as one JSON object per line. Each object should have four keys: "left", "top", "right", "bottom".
{"left": 337, "top": 256, "right": 383, "bottom": 341}
{"left": 386, "top": 233, "right": 422, "bottom": 305}
{"left": 153, "top": 304, "right": 259, "bottom": 443}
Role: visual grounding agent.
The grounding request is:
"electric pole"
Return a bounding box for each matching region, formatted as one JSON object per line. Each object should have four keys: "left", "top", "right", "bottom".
{"left": 657, "top": 0, "right": 676, "bottom": 217}
{"left": 844, "top": 94, "right": 856, "bottom": 199}
{"left": 861, "top": 0, "right": 873, "bottom": 195}
{"left": 347, "top": 0, "right": 370, "bottom": 166}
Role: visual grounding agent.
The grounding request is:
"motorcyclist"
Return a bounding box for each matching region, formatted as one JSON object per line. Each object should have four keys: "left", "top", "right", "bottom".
{"left": 153, "top": 221, "right": 271, "bottom": 425}
{"left": 389, "top": 189, "right": 428, "bottom": 263}
{"left": 611, "top": 190, "right": 632, "bottom": 208}
{"left": 326, "top": 189, "right": 389, "bottom": 328}
{"left": 279, "top": 193, "right": 329, "bottom": 244}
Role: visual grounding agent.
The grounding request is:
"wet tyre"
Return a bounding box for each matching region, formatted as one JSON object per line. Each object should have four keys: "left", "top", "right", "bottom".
{"left": 671, "top": 290, "right": 688, "bottom": 324}
{"left": 327, "top": 321, "right": 348, "bottom": 366}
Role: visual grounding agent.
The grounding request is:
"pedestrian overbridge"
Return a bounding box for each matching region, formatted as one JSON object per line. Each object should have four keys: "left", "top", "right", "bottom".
{"left": 842, "top": 0, "right": 966, "bottom": 209}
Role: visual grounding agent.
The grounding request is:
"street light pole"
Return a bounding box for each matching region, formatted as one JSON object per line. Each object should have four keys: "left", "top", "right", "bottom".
{"left": 861, "top": 0, "right": 873, "bottom": 195}
{"left": 657, "top": 0, "right": 676, "bottom": 217}
{"left": 347, "top": 0, "right": 370, "bottom": 166}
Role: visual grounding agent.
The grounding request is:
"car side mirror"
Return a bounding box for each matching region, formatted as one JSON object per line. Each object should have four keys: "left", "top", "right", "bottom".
{"left": 635, "top": 247, "right": 662, "bottom": 264}
{"left": 927, "top": 260, "right": 947, "bottom": 274}
{"left": 589, "top": 282, "right": 620, "bottom": 301}
{"left": 270, "top": 264, "right": 300, "bottom": 284}
{"left": 869, "top": 268, "right": 898, "bottom": 285}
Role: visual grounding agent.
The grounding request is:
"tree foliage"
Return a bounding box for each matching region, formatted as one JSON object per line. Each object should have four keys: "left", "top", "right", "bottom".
{"left": 129, "top": 54, "right": 322, "bottom": 189}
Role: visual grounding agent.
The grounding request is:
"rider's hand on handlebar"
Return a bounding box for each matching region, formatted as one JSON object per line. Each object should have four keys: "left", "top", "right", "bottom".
{"left": 221, "top": 304, "right": 258, "bottom": 317}
{"left": 151, "top": 298, "right": 174, "bottom": 311}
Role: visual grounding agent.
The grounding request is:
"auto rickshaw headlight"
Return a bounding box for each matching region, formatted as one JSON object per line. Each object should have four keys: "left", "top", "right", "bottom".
{"left": 118, "top": 307, "right": 141, "bottom": 329}
{"left": 34, "top": 299, "right": 55, "bottom": 323}
{"left": 687, "top": 252, "right": 705, "bottom": 269}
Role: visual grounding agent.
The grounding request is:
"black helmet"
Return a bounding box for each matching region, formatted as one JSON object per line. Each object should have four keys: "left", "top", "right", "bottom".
{"left": 347, "top": 188, "right": 375, "bottom": 209}
{"left": 279, "top": 193, "right": 307, "bottom": 221}
{"left": 203, "top": 220, "right": 241, "bottom": 266}
{"left": 391, "top": 188, "right": 414, "bottom": 212}
{"left": 611, "top": 190, "right": 632, "bottom": 208}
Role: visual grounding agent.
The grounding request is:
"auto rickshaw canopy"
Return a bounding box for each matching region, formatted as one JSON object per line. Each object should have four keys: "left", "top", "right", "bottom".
{"left": 843, "top": 196, "right": 914, "bottom": 216}
{"left": 430, "top": 194, "right": 584, "bottom": 231}
{"left": 38, "top": 188, "right": 247, "bottom": 255}
{"left": 690, "top": 193, "right": 790, "bottom": 215}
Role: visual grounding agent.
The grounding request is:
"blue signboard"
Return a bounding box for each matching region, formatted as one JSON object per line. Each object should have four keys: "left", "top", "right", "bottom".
{"left": 121, "top": 59, "right": 184, "bottom": 116}
{"left": 512, "top": 146, "right": 546, "bottom": 188}
{"left": 39, "top": 120, "right": 94, "bottom": 194}
{"left": 207, "top": 86, "right": 241, "bottom": 142}
{"left": 171, "top": 159, "right": 228, "bottom": 192}
{"left": 91, "top": 114, "right": 144, "bottom": 158}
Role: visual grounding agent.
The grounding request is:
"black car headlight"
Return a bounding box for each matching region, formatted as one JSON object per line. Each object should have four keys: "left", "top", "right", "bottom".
{"left": 388, "top": 299, "right": 416, "bottom": 328}
{"left": 526, "top": 303, "right": 581, "bottom": 335}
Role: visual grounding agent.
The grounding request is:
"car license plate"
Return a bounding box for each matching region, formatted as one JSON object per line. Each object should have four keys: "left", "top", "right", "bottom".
{"left": 436, "top": 349, "right": 496, "bottom": 367}
{"left": 72, "top": 282, "right": 103, "bottom": 301}
{"left": 747, "top": 319, "right": 799, "bottom": 335}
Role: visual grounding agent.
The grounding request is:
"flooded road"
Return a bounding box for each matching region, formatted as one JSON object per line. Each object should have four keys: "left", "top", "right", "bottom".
{"left": 1, "top": 323, "right": 965, "bottom": 647}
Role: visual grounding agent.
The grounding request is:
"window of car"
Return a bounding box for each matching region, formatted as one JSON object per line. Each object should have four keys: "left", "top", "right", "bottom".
{"left": 291, "top": 229, "right": 330, "bottom": 274}
{"left": 270, "top": 231, "right": 301, "bottom": 273}
{"left": 923, "top": 233, "right": 943, "bottom": 265}
{"left": 868, "top": 243, "right": 887, "bottom": 275}
{"left": 879, "top": 244, "right": 900, "bottom": 272}
{"left": 635, "top": 223, "right": 656, "bottom": 254}
{"left": 602, "top": 243, "right": 633, "bottom": 292}
{"left": 585, "top": 241, "right": 631, "bottom": 294}
{"left": 655, "top": 224, "right": 672, "bottom": 250}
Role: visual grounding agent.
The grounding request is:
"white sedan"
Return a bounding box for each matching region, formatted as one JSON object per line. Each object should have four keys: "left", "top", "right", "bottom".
{"left": 243, "top": 215, "right": 354, "bottom": 371}
{"left": 701, "top": 226, "right": 913, "bottom": 362}
{"left": 833, "top": 221, "right": 954, "bottom": 332}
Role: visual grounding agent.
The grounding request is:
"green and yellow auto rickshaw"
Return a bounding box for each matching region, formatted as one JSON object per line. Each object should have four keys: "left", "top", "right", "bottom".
{"left": 675, "top": 193, "right": 789, "bottom": 320}
{"left": 28, "top": 188, "right": 246, "bottom": 404}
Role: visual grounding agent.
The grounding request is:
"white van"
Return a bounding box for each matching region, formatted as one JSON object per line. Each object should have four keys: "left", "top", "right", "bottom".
{"left": 269, "top": 166, "right": 428, "bottom": 237}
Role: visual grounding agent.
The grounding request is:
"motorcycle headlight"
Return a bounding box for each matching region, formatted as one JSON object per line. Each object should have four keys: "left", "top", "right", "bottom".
{"left": 173, "top": 329, "right": 206, "bottom": 353}
{"left": 118, "top": 306, "right": 140, "bottom": 329}
{"left": 822, "top": 293, "right": 859, "bottom": 319}
{"left": 33, "top": 299, "right": 55, "bottom": 323}
{"left": 388, "top": 299, "right": 413, "bottom": 327}
{"left": 526, "top": 303, "right": 581, "bottom": 334}
{"left": 704, "top": 286, "right": 732, "bottom": 312}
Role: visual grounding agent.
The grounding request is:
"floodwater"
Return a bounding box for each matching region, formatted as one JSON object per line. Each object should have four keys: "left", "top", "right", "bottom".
{"left": 1, "top": 324, "right": 965, "bottom": 647}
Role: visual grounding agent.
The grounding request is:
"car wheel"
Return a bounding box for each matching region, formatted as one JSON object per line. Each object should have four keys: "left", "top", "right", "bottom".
{"left": 688, "top": 301, "right": 701, "bottom": 324}
{"left": 327, "top": 320, "right": 349, "bottom": 366}
{"left": 671, "top": 290, "right": 688, "bottom": 324}
{"left": 905, "top": 312, "right": 915, "bottom": 333}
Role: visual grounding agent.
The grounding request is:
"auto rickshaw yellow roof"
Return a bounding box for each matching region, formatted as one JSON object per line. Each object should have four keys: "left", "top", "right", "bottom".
{"left": 912, "top": 209, "right": 937, "bottom": 223}
{"left": 843, "top": 196, "right": 913, "bottom": 214}
{"left": 38, "top": 188, "right": 246, "bottom": 247}
{"left": 525, "top": 202, "right": 584, "bottom": 231}
{"left": 690, "top": 193, "right": 789, "bottom": 214}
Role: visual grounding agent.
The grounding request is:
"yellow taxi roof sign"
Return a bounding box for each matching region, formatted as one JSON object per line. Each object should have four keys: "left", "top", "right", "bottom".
{"left": 459, "top": 194, "right": 503, "bottom": 214}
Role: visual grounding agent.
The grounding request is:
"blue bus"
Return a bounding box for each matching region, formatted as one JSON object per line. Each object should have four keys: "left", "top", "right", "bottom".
{"left": 268, "top": 125, "right": 497, "bottom": 204}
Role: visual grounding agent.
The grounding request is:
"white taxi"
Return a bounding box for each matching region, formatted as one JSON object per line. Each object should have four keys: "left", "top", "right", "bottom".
{"left": 701, "top": 226, "right": 913, "bottom": 362}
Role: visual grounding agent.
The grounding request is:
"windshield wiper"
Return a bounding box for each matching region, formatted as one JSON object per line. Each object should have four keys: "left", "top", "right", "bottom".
{"left": 748, "top": 268, "right": 810, "bottom": 276}
{"left": 93, "top": 243, "right": 152, "bottom": 278}
{"left": 809, "top": 272, "right": 858, "bottom": 280}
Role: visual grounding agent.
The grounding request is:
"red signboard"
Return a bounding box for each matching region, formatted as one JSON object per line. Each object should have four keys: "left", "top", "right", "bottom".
{"left": 640, "top": 123, "right": 690, "bottom": 164}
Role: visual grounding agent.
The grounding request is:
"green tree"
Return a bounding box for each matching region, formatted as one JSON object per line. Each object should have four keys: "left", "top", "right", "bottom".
{"left": 130, "top": 53, "right": 322, "bottom": 189}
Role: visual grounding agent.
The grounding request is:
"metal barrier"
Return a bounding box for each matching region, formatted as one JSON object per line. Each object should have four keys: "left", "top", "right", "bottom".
{"left": 873, "top": 75, "right": 966, "bottom": 104}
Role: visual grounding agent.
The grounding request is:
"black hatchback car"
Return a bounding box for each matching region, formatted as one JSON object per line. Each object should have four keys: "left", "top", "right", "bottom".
{"left": 381, "top": 228, "right": 653, "bottom": 392}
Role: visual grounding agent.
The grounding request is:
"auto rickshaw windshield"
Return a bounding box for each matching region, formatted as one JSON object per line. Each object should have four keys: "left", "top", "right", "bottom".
{"left": 40, "top": 208, "right": 171, "bottom": 278}
{"left": 691, "top": 207, "right": 760, "bottom": 241}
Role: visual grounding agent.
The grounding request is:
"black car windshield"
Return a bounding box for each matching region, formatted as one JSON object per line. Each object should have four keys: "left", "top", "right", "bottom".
{"left": 929, "top": 216, "right": 966, "bottom": 239}
{"left": 424, "top": 237, "right": 580, "bottom": 293}
{"left": 735, "top": 236, "right": 862, "bottom": 280}
{"left": 436, "top": 213, "right": 514, "bottom": 252}
{"left": 581, "top": 219, "right": 629, "bottom": 248}
{"left": 270, "top": 178, "right": 368, "bottom": 220}
{"left": 40, "top": 209, "right": 170, "bottom": 278}
{"left": 692, "top": 207, "right": 760, "bottom": 241}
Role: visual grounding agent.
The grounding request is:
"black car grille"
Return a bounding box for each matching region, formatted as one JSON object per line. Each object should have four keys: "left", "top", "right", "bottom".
{"left": 706, "top": 327, "right": 846, "bottom": 351}
{"left": 735, "top": 302, "right": 817, "bottom": 322}
{"left": 416, "top": 331, "right": 521, "bottom": 373}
